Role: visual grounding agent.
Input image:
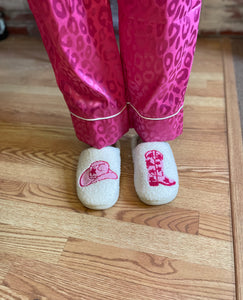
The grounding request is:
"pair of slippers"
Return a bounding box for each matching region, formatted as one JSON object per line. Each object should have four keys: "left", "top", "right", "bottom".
{"left": 76, "top": 139, "right": 179, "bottom": 210}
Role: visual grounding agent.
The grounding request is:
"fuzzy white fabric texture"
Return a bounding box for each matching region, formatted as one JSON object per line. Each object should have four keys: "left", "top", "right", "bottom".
{"left": 76, "top": 146, "right": 121, "bottom": 210}
{"left": 133, "top": 141, "right": 179, "bottom": 205}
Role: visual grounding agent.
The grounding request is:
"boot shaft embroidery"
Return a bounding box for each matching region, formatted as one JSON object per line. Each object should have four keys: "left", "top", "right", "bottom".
{"left": 145, "top": 150, "right": 176, "bottom": 187}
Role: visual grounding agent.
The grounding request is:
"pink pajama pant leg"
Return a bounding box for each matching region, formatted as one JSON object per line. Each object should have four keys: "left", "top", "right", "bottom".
{"left": 27, "top": 0, "right": 129, "bottom": 149}
{"left": 28, "top": 0, "right": 201, "bottom": 148}
{"left": 118, "top": 0, "right": 201, "bottom": 142}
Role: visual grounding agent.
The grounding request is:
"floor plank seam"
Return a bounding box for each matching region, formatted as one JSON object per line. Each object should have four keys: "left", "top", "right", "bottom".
{"left": 222, "top": 38, "right": 243, "bottom": 300}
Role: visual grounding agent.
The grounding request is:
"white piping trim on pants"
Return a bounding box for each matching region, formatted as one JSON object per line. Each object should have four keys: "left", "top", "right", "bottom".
{"left": 70, "top": 102, "right": 184, "bottom": 122}
{"left": 70, "top": 105, "right": 127, "bottom": 121}
{"left": 127, "top": 102, "right": 184, "bottom": 121}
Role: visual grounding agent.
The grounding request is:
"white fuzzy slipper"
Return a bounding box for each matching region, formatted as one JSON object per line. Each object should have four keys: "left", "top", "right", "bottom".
{"left": 76, "top": 145, "right": 121, "bottom": 210}
{"left": 132, "top": 140, "right": 179, "bottom": 205}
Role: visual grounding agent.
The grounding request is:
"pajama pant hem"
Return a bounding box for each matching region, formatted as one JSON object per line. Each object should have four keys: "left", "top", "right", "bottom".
{"left": 71, "top": 103, "right": 184, "bottom": 148}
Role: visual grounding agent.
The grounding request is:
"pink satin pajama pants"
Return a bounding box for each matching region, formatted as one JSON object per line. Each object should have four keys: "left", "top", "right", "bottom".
{"left": 28, "top": 0, "right": 201, "bottom": 149}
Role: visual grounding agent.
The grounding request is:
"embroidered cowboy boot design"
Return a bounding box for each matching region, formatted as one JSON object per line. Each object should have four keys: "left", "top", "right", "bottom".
{"left": 145, "top": 150, "right": 176, "bottom": 187}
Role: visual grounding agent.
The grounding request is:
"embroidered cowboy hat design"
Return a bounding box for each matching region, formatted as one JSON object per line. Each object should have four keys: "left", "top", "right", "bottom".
{"left": 79, "top": 160, "right": 118, "bottom": 187}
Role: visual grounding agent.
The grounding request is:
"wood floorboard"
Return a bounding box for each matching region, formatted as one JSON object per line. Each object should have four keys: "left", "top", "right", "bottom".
{"left": 0, "top": 36, "right": 238, "bottom": 299}
{"left": 0, "top": 224, "right": 67, "bottom": 264}
{"left": 223, "top": 39, "right": 243, "bottom": 300}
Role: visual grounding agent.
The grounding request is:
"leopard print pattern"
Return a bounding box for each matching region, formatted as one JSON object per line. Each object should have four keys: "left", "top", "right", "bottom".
{"left": 28, "top": 0, "right": 201, "bottom": 148}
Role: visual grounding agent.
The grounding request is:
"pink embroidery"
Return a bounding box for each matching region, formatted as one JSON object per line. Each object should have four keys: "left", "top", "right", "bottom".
{"left": 145, "top": 150, "right": 176, "bottom": 187}
{"left": 79, "top": 160, "right": 118, "bottom": 187}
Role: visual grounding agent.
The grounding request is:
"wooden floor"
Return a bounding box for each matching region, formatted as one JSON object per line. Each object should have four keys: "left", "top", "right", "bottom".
{"left": 0, "top": 36, "right": 242, "bottom": 299}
